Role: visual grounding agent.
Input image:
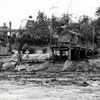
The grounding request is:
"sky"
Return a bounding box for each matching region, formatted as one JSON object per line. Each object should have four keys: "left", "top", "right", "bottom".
{"left": 0, "top": 0, "right": 99, "bottom": 29}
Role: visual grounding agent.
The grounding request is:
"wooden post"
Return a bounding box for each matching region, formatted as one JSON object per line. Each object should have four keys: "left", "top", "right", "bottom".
{"left": 9, "top": 21, "right": 12, "bottom": 52}
{"left": 52, "top": 49, "right": 55, "bottom": 62}
{"left": 17, "top": 42, "right": 22, "bottom": 65}
{"left": 92, "top": 50, "right": 94, "bottom": 58}
{"left": 60, "top": 50, "right": 63, "bottom": 62}
{"left": 75, "top": 49, "right": 77, "bottom": 60}
{"left": 85, "top": 50, "right": 87, "bottom": 58}
{"left": 81, "top": 50, "right": 85, "bottom": 59}
{"left": 88, "top": 51, "right": 90, "bottom": 57}
{"left": 77, "top": 50, "right": 80, "bottom": 60}
{"left": 17, "top": 49, "right": 22, "bottom": 65}
{"left": 17, "top": 30, "right": 23, "bottom": 65}
{"left": 68, "top": 48, "right": 71, "bottom": 61}
{"left": 84, "top": 50, "right": 86, "bottom": 58}
{"left": 4, "top": 23, "right": 7, "bottom": 46}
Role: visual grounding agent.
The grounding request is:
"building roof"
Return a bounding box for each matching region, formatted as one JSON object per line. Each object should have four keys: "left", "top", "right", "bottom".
{"left": 59, "top": 29, "right": 81, "bottom": 37}
{"left": 58, "top": 29, "right": 81, "bottom": 43}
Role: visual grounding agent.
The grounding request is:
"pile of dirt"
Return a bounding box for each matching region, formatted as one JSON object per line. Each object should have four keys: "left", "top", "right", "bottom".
{"left": 45, "top": 63, "right": 63, "bottom": 72}
{"left": 0, "top": 50, "right": 52, "bottom": 71}
{"left": 1, "top": 61, "right": 16, "bottom": 70}
{"left": 0, "top": 60, "right": 50, "bottom": 72}
{"left": 62, "top": 58, "right": 100, "bottom": 72}
{"left": 0, "top": 58, "right": 17, "bottom": 71}
{"left": 14, "top": 61, "right": 50, "bottom": 72}
{"left": 62, "top": 61, "right": 75, "bottom": 71}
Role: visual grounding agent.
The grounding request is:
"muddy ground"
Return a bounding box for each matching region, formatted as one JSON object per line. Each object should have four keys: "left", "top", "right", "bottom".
{"left": 0, "top": 71, "right": 100, "bottom": 100}
{"left": 0, "top": 52, "right": 100, "bottom": 100}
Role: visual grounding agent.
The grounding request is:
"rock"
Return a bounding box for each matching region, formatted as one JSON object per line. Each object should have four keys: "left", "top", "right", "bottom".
{"left": 62, "top": 61, "right": 75, "bottom": 71}
{"left": 11, "top": 53, "right": 17, "bottom": 61}
{"left": 62, "top": 59, "right": 100, "bottom": 72}
{"left": 14, "top": 62, "right": 49, "bottom": 72}
{"left": 91, "top": 83, "right": 99, "bottom": 87}
{"left": 1, "top": 61, "right": 16, "bottom": 70}
{"left": 76, "top": 61, "right": 89, "bottom": 72}
{"left": 34, "top": 62, "right": 49, "bottom": 71}
{"left": 0, "top": 62, "right": 4, "bottom": 70}
{"left": 15, "top": 64, "right": 28, "bottom": 71}
{"left": 89, "top": 59, "right": 100, "bottom": 71}
{"left": 26, "top": 65, "right": 36, "bottom": 72}
{"left": 50, "top": 78, "right": 57, "bottom": 82}
{"left": 89, "top": 59, "right": 100, "bottom": 66}
{"left": 80, "top": 81, "right": 89, "bottom": 87}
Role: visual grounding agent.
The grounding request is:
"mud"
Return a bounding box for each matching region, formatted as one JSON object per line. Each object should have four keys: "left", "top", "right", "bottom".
{"left": 0, "top": 71, "right": 100, "bottom": 100}
{"left": 0, "top": 54, "right": 100, "bottom": 100}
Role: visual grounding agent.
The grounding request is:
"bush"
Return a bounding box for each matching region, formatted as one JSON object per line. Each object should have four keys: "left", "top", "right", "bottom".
{"left": 29, "top": 47, "right": 36, "bottom": 54}
{"left": 42, "top": 48, "right": 47, "bottom": 53}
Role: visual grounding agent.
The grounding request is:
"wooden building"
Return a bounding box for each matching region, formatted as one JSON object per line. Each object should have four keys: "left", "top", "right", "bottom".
{"left": 51, "top": 29, "right": 95, "bottom": 61}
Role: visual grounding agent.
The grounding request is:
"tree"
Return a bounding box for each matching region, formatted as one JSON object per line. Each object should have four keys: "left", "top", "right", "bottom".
{"left": 96, "top": 7, "right": 100, "bottom": 17}
{"left": 36, "top": 11, "right": 49, "bottom": 35}
{"left": 25, "top": 11, "right": 51, "bottom": 45}
{"left": 35, "top": 11, "right": 50, "bottom": 44}
{"left": 66, "top": 23, "right": 80, "bottom": 32}
{"left": 79, "top": 15, "right": 90, "bottom": 24}
{"left": 16, "top": 30, "right": 24, "bottom": 65}
{"left": 51, "top": 15, "right": 60, "bottom": 31}
{"left": 60, "top": 13, "right": 72, "bottom": 25}
{"left": 94, "top": 7, "right": 100, "bottom": 31}
{"left": 79, "top": 15, "right": 93, "bottom": 43}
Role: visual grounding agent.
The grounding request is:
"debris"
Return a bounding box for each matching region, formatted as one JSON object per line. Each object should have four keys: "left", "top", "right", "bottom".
{"left": 0, "top": 62, "right": 4, "bottom": 70}
{"left": 25, "top": 65, "right": 36, "bottom": 72}
{"left": 50, "top": 78, "right": 57, "bottom": 82}
{"left": 91, "top": 83, "right": 99, "bottom": 87}
{"left": 80, "top": 81, "right": 89, "bottom": 87}
{"left": 14, "top": 62, "right": 49, "bottom": 72}
{"left": 15, "top": 64, "right": 28, "bottom": 71}
{"left": 11, "top": 53, "right": 18, "bottom": 61}
{"left": 34, "top": 61, "right": 49, "bottom": 71}
{"left": 89, "top": 59, "right": 100, "bottom": 67}
{"left": 62, "top": 59, "right": 100, "bottom": 72}
{"left": 62, "top": 61, "right": 75, "bottom": 71}
{"left": 1, "top": 61, "right": 16, "bottom": 70}
{"left": 76, "top": 61, "right": 89, "bottom": 72}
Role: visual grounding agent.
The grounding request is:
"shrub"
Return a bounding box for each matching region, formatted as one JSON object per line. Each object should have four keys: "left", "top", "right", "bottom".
{"left": 29, "top": 47, "right": 36, "bottom": 54}
{"left": 42, "top": 48, "right": 47, "bottom": 53}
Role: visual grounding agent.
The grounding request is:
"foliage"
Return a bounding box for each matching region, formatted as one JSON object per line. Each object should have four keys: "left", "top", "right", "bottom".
{"left": 60, "top": 14, "right": 72, "bottom": 25}
{"left": 78, "top": 15, "right": 90, "bottom": 24}
{"left": 25, "top": 12, "right": 73, "bottom": 45}
{"left": 42, "top": 48, "right": 47, "bottom": 53}
{"left": 15, "top": 8, "right": 100, "bottom": 47}
{"left": 95, "top": 7, "right": 100, "bottom": 17}
{"left": 26, "top": 11, "right": 51, "bottom": 45}
{"left": 51, "top": 15, "right": 60, "bottom": 30}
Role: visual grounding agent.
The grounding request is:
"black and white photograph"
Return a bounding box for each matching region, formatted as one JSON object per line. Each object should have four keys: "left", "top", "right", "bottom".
{"left": 0, "top": 0, "right": 100, "bottom": 100}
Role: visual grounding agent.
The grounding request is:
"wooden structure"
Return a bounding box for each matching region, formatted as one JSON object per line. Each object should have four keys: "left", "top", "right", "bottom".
{"left": 51, "top": 29, "right": 96, "bottom": 61}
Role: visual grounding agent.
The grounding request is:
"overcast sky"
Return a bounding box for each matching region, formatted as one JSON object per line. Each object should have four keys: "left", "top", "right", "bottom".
{"left": 0, "top": 0, "right": 99, "bottom": 29}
